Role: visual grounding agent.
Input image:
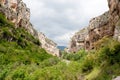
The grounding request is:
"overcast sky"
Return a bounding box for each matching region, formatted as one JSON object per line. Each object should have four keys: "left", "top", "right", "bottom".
{"left": 23, "top": 0, "right": 109, "bottom": 46}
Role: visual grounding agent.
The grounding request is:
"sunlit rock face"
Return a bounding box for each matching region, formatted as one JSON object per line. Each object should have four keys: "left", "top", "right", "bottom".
{"left": 0, "top": 0, "right": 38, "bottom": 40}
{"left": 87, "top": 10, "right": 120, "bottom": 49}
{"left": 89, "top": 12, "right": 109, "bottom": 30}
{"left": 0, "top": 0, "right": 60, "bottom": 56}
{"left": 68, "top": 28, "right": 89, "bottom": 53}
{"left": 114, "top": 20, "right": 120, "bottom": 42}
{"left": 88, "top": 12, "right": 109, "bottom": 49}
{"left": 68, "top": 12, "right": 109, "bottom": 52}
{"left": 68, "top": 0, "right": 120, "bottom": 52}
{"left": 38, "top": 32, "right": 60, "bottom": 57}
{"left": 0, "top": 0, "right": 31, "bottom": 33}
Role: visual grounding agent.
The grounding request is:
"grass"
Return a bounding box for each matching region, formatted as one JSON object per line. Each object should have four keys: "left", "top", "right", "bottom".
{"left": 85, "top": 67, "right": 101, "bottom": 80}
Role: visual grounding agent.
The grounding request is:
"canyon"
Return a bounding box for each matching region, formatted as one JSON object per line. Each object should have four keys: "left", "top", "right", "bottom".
{"left": 0, "top": 0, "right": 120, "bottom": 80}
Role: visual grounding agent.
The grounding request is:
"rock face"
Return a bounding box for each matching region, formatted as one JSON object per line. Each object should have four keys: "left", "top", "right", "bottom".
{"left": 0, "top": 0, "right": 60, "bottom": 56}
{"left": 109, "top": 0, "right": 120, "bottom": 42}
{"left": 68, "top": 0, "right": 120, "bottom": 53}
{"left": 88, "top": 12, "right": 110, "bottom": 49}
{"left": 38, "top": 32, "right": 60, "bottom": 56}
{"left": 0, "top": 0, "right": 37, "bottom": 37}
{"left": 108, "top": 0, "right": 120, "bottom": 26}
{"left": 68, "top": 28, "right": 89, "bottom": 53}
{"left": 68, "top": 12, "right": 109, "bottom": 52}
{"left": 114, "top": 20, "right": 120, "bottom": 41}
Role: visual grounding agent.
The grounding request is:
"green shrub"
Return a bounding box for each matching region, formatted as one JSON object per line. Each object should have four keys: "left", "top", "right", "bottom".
{"left": 62, "top": 49, "right": 87, "bottom": 61}
{"left": 12, "top": 70, "right": 25, "bottom": 80}
{"left": 34, "top": 39, "right": 41, "bottom": 46}
{"left": 95, "top": 37, "right": 120, "bottom": 65}
{"left": 0, "top": 13, "right": 13, "bottom": 27}
{"left": 40, "top": 57, "right": 60, "bottom": 68}
{"left": 80, "top": 54, "right": 94, "bottom": 73}
{"left": 0, "top": 13, "right": 7, "bottom": 25}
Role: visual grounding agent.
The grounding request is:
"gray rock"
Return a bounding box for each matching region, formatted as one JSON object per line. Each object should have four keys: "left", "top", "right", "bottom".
{"left": 89, "top": 12, "right": 109, "bottom": 30}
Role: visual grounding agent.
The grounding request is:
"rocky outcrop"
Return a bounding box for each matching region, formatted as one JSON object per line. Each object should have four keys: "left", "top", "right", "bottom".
{"left": 68, "top": 28, "right": 89, "bottom": 53}
{"left": 0, "top": 0, "right": 60, "bottom": 56}
{"left": 38, "top": 32, "right": 60, "bottom": 56}
{"left": 109, "top": 0, "right": 120, "bottom": 42}
{"left": 88, "top": 0, "right": 120, "bottom": 49}
{"left": 114, "top": 20, "right": 120, "bottom": 41}
{"left": 68, "top": 0, "right": 120, "bottom": 53}
{"left": 0, "top": 0, "right": 37, "bottom": 37}
{"left": 88, "top": 12, "right": 110, "bottom": 49}
{"left": 68, "top": 12, "right": 109, "bottom": 52}
{"left": 108, "top": 0, "right": 120, "bottom": 26}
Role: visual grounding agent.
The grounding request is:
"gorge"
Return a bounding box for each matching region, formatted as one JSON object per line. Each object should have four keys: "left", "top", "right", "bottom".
{"left": 0, "top": 0, "right": 120, "bottom": 80}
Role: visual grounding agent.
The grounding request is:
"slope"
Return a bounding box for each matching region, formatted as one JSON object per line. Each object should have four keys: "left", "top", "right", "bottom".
{"left": 0, "top": 13, "right": 59, "bottom": 79}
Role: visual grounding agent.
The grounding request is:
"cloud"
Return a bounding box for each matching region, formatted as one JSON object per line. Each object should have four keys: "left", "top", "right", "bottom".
{"left": 23, "top": 0, "right": 109, "bottom": 46}
{"left": 53, "top": 30, "right": 77, "bottom": 46}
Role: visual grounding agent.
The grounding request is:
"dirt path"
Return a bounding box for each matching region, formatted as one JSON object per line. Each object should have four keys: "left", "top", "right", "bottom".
{"left": 113, "top": 76, "right": 120, "bottom": 80}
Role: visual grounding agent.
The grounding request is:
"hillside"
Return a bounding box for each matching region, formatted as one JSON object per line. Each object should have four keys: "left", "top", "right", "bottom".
{"left": 0, "top": 0, "right": 120, "bottom": 80}
{"left": 0, "top": 13, "right": 57, "bottom": 79}
{"left": 0, "top": 0, "right": 60, "bottom": 56}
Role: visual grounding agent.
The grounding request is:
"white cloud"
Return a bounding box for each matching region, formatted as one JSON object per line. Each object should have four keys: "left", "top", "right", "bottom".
{"left": 23, "top": 0, "right": 109, "bottom": 46}
{"left": 53, "top": 30, "right": 77, "bottom": 46}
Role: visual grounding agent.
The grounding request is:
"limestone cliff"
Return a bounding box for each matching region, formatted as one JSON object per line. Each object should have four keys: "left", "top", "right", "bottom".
{"left": 68, "top": 28, "right": 89, "bottom": 53}
{"left": 38, "top": 32, "right": 60, "bottom": 56}
{"left": 88, "top": 11, "right": 109, "bottom": 49}
{"left": 0, "top": 0, "right": 60, "bottom": 56}
{"left": 68, "top": 0, "right": 120, "bottom": 53}
{"left": 0, "top": 0, "right": 36, "bottom": 36}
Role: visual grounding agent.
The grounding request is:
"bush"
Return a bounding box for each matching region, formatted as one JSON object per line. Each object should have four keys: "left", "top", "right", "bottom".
{"left": 40, "top": 57, "right": 60, "bottom": 68}
{"left": 12, "top": 69, "right": 25, "bottom": 80}
{"left": 0, "top": 13, "right": 13, "bottom": 27}
{"left": 17, "top": 37, "right": 28, "bottom": 48}
{"left": 95, "top": 37, "right": 120, "bottom": 65}
{"left": 0, "top": 13, "right": 7, "bottom": 25}
{"left": 34, "top": 39, "right": 41, "bottom": 46}
{"left": 80, "top": 54, "right": 94, "bottom": 73}
{"left": 62, "top": 49, "right": 87, "bottom": 61}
